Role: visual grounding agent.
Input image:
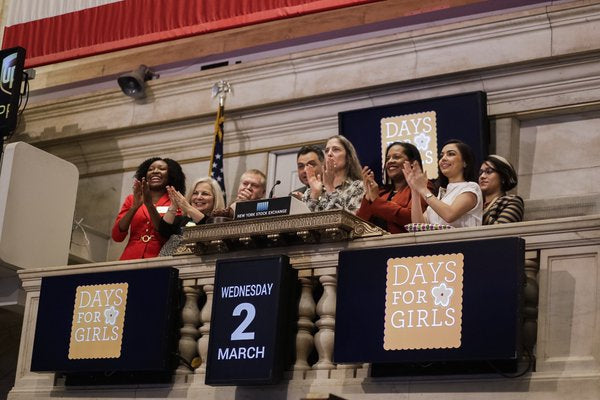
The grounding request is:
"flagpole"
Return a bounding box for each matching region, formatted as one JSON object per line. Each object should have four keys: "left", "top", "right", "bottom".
{"left": 209, "top": 80, "right": 232, "bottom": 203}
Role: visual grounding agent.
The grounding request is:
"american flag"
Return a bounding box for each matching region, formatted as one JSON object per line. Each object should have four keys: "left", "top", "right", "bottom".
{"left": 210, "top": 102, "right": 226, "bottom": 202}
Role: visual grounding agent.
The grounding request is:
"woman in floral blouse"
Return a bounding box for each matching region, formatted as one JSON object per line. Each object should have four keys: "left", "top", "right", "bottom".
{"left": 302, "top": 135, "right": 365, "bottom": 214}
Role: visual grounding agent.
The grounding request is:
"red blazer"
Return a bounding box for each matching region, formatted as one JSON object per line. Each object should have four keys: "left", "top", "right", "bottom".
{"left": 111, "top": 193, "right": 172, "bottom": 260}
{"left": 356, "top": 185, "right": 429, "bottom": 234}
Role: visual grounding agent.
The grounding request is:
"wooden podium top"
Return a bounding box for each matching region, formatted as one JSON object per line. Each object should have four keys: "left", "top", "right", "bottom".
{"left": 176, "top": 210, "right": 387, "bottom": 255}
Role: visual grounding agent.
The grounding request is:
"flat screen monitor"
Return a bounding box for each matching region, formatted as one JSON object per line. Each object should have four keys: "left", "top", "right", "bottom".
{"left": 0, "top": 46, "right": 25, "bottom": 138}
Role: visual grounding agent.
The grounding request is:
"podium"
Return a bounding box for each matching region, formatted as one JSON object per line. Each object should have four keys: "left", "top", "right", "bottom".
{"left": 178, "top": 209, "right": 387, "bottom": 255}
{"left": 234, "top": 196, "right": 310, "bottom": 220}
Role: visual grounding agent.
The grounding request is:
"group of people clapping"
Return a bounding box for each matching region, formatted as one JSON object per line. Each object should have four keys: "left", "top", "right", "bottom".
{"left": 296, "top": 135, "right": 523, "bottom": 232}
{"left": 112, "top": 135, "right": 524, "bottom": 260}
{"left": 358, "top": 139, "right": 523, "bottom": 230}
{"left": 112, "top": 157, "right": 267, "bottom": 260}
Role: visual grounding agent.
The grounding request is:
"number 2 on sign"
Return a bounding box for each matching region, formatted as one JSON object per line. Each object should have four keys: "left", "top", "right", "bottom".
{"left": 231, "top": 303, "right": 256, "bottom": 341}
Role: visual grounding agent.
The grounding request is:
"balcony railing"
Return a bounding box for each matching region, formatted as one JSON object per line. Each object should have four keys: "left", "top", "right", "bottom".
{"left": 11, "top": 214, "right": 600, "bottom": 400}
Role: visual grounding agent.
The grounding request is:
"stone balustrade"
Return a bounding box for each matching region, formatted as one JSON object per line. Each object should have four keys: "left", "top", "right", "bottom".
{"left": 10, "top": 215, "right": 600, "bottom": 400}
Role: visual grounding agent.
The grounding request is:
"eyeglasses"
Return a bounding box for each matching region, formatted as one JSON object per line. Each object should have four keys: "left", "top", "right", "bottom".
{"left": 478, "top": 167, "right": 496, "bottom": 176}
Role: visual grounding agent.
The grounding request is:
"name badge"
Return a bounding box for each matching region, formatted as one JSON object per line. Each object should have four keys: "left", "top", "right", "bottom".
{"left": 156, "top": 206, "right": 170, "bottom": 214}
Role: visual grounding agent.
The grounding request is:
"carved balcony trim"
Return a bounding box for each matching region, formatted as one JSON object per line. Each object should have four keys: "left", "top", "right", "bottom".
{"left": 176, "top": 210, "right": 387, "bottom": 255}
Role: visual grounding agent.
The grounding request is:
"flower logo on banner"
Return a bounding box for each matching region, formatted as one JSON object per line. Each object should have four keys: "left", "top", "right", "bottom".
{"left": 380, "top": 111, "right": 438, "bottom": 179}
{"left": 69, "top": 283, "right": 128, "bottom": 359}
{"left": 384, "top": 254, "right": 463, "bottom": 350}
{"left": 104, "top": 306, "right": 119, "bottom": 325}
{"left": 414, "top": 132, "right": 431, "bottom": 151}
{"left": 431, "top": 283, "right": 453, "bottom": 307}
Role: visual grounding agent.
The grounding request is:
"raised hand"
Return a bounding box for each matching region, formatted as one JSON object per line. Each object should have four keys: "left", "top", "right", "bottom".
{"left": 141, "top": 178, "right": 153, "bottom": 206}
{"left": 118, "top": 178, "right": 144, "bottom": 233}
{"left": 132, "top": 179, "right": 143, "bottom": 209}
{"left": 403, "top": 161, "right": 428, "bottom": 195}
{"left": 166, "top": 186, "right": 188, "bottom": 210}
{"left": 166, "top": 186, "right": 178, "bottom": 207}
{"left": 362, "top": 166, "right": 379, "bottom": 202}
{"left": 322, "top": 157, "right": 336, "bottom": 192}
{"left": 236, "top": 187, "right": 253, "bottom": 202}
{"left": 305, "top": 164, "right": 323, "bottom": 199}
{"left": 402, "top": 161, "right": 415, "bottom": 188}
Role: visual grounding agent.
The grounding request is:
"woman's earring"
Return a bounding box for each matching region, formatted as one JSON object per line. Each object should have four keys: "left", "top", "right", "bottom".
{"left": 463, "top": 162, "right": 467, "bottom": 168}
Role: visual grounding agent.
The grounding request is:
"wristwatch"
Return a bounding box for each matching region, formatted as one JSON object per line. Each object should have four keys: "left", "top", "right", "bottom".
{"left": 425, "top": 193, "right": 434, "bottom": 201}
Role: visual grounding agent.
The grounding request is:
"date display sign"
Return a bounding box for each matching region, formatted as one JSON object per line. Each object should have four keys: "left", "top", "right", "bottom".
{"left": 205, "top": 255, "right": 296, "bottom": 385}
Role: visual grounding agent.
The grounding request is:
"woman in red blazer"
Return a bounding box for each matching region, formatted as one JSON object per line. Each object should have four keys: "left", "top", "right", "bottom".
{"left": 357, "top": 142, "right": 430, "bottom": 233}
{"left": 112, "top": 157, "right": 186, "bottom": 260}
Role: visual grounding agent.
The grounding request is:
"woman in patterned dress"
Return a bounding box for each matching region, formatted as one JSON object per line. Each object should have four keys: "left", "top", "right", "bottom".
{"left": 478, "top": 155, "right": 524, "bottom": 224}
{"left": 302, "top": 135, "right": 365, "bottom": 214}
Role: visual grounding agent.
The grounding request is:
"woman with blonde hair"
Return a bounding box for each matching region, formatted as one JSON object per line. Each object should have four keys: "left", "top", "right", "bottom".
{"left": 302, "top": 135, "right": 365, "bottom": 214}
{"left": 158, "top": 177, "right": 225, "bottom": 256}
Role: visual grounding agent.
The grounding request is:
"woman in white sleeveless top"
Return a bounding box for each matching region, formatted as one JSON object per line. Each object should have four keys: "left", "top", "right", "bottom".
{"left": 403, "top": 139, "right": 482, "bottom": 228}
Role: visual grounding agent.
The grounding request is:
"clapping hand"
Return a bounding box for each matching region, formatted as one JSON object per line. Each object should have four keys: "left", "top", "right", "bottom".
{"left": 402, "top": 161, "right": 428, "bottom": 195}
{"left": 141, "top": 178, "right": 153, "bottom": 206}
{"left": 362, "top": 166, "right": 379, "bottom": 202}
{"left": 305, "top": 164, "right": 323, "bottom": 199}
{"left": 132, "top": 179, "right": 143, "bottom": 209}
{"left": 322, "top": 157, "right": 336, "bottom": 192}
{"left": 166, "top": 186, "right": 188, "bottom": 212}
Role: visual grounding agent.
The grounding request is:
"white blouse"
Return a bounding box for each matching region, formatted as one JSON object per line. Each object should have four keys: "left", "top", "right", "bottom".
{"left": 425, "top": 181, "right": 483, "bottom": 228}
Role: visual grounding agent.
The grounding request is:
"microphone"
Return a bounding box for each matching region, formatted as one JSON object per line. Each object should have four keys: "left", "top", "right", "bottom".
{"left": 269, "top": 180, "right": 281, "bottom": 199}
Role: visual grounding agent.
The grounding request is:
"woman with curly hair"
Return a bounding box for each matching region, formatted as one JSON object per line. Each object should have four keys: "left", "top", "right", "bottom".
{"left": 112, "top": 157, "right": 186, "bottom": 260}
{"left": 357, "top": 141, "right": 431, "bottom": 233}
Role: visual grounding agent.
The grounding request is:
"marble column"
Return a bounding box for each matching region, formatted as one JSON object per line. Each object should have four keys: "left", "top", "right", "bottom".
{"left": 293, "top": 277, "right": 316, "bottom": 373}
{"left": 196, "top": 284, "right": 214, "bottom": 374}
{"left": 176, "top": 285, "right": 200, "bottom": 374}
{"left": 313, "top": 275, "right": 336, "bottom": 372}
